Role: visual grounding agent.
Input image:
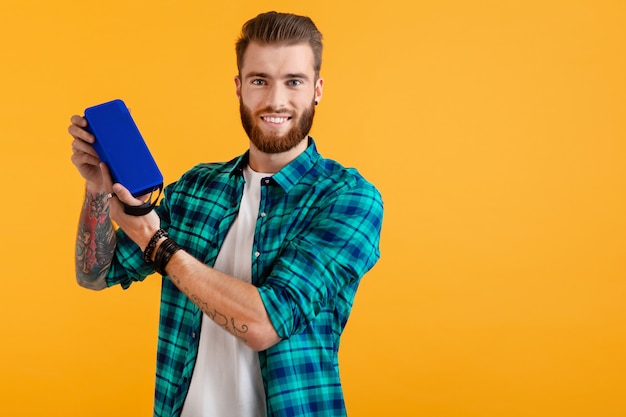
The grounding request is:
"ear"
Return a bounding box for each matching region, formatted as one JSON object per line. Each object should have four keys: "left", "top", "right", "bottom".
{"left": 234, "top": 75, "right": 242, "bottom": 99}
{"left": 314, "top": 77, "right": 324, "bottom": 105}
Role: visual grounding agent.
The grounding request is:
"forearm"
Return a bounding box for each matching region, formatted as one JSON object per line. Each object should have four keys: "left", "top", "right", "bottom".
{"left": 163, "top": 248, "right": 280, "bottom": 351}
{"left": 75, "top": 185, "right": 116, "bottom": 290}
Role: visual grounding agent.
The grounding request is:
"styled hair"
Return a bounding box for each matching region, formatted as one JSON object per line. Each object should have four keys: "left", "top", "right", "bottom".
{"left": 235, "top": 11, "right": 323, "bottom": 79}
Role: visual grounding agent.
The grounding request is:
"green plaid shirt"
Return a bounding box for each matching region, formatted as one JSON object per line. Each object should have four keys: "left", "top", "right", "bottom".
{"left": 106, "top": 139, "right": 383, "bottom": 416}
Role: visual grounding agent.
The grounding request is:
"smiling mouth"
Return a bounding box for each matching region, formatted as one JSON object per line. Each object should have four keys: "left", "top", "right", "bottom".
{"left": 262, "top": 116, "right": 292, "bottom": 124}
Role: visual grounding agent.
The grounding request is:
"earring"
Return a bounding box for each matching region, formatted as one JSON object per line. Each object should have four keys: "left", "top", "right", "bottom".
{"left": 315, "top": 101, "right": 319, "bottom": 106}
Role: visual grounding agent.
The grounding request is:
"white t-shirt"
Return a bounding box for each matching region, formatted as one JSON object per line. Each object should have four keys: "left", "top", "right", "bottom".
{"left": 181, "top": 166, "right": 269, "bottom": 417}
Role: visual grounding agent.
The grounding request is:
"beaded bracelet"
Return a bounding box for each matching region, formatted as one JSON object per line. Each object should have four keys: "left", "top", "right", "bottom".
{"left": 143, "top": 228, "right": 168, "bottom": 263}
{"left": 153, "top": 238, "right": 182, "bottom": 275}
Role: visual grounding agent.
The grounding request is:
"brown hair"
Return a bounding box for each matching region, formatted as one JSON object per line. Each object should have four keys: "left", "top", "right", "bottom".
{"left": 235, "top": 11, "right": 323, "bottom": 79}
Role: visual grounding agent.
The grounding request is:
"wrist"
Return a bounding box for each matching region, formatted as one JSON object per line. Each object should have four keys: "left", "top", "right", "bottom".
{"left": 143, "top": 228, "right": 168, "bottom": 263}
{"left": 149, "top": 236, "right": 169, "bottom": 262}
{"left": 85, "top": 182, "right": 106, "bottom": 196}
{"left": 153, "top": 238, "right": 182, "bottom": 275}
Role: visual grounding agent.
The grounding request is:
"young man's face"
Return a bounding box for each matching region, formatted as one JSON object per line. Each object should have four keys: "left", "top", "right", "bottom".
{"left": 235, "top": 41, "right": 323, "bottom": 154}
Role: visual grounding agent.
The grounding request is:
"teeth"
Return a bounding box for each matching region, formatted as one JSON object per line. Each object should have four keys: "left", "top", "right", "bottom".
{"left": 264, "top": 116, "right": 288, "bottom": 124}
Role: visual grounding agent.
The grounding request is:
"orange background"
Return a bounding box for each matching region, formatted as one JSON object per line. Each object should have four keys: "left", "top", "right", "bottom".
{"left": 1, "top": 1, "right": 625, "bottom": 416}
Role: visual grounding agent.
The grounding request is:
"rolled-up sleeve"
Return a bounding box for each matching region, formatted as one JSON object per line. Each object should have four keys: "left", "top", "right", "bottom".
{"left": 258, "top": 181, "right": 383, "bottom": 339}
{"left": 106, "top": 188, "right": 173, "bottom": 289}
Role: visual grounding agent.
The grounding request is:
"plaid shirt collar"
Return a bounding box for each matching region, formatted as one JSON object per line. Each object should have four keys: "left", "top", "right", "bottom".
{"left": 228, "top": 137, "right": 320, "bottom": 193}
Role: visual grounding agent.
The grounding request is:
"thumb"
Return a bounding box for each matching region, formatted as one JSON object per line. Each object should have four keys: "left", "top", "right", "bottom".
{"left": 99, "top": 163, "right": 143, "bottom": 206}
{"left": 112, "top": 183, "right": 145, "bottom": 206}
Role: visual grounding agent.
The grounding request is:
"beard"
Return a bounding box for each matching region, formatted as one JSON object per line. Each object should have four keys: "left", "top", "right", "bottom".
{"left": 239, "top": 99, "right": 315, "bottom": 154}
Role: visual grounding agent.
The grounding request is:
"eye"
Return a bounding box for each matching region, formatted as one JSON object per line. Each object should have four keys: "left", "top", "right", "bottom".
{"left": 251, "top": 79, "right": 266, "bottom": 86}
{"left": 287, "top": 79, "right": 303, "bottom": 87}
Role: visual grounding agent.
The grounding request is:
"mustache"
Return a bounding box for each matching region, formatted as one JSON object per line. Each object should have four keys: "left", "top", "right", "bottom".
{"left": 255, "top": 106, "right": 293, "bottom": 115}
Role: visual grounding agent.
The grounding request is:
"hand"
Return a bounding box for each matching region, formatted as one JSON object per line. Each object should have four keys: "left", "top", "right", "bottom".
{"left": 68, "top": 115, "right": 103, "bottom": 190}
{"left": 101, "top": 163, "right": 161, "bottom": 251}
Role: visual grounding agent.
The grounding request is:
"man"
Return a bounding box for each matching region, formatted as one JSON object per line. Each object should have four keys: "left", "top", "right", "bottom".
{"left": 69, "top": 11, "right": 383, "bottom": 417}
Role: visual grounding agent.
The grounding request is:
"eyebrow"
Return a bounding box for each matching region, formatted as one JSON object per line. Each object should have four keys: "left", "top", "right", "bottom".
{"left": 244, "top": 72, "right": 310, "bottom": 81}
{"left": 285, "top": 73, "right": 310, "bottom": 80}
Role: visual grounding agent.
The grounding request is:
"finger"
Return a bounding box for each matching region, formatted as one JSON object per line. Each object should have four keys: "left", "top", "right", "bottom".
{"left": 68, "top": 125, "right": 95, "bottom": 144}
{"left": 136, "top": 192, "right": 153, "bottom": 202}
{"left": 70, "top": 114, "right": 88, "bottom": 127}
{"left": 71, "top": 138, "right": 99, "bottom": 157}
{"left": 68, "top": 117, "right": 95, "bottom": 144}
{"left": 111, "top": 182, "right": 146, "bottom": 207}
{"left": 68, "top": 126, "right": 95, "bottom": 145}
{"left": 100, "top": 163, "right": 146, "bottom": 207}
{"left": 71, "top": 150, "right": 100, "bottom": 168}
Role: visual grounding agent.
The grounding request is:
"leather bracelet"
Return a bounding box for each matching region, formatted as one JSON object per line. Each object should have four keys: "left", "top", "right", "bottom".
{"left": 153, "top": 238, "right": 182, "bottom": 275}
{"left": 143, "top": 228, "right": 168, "bottom": 263}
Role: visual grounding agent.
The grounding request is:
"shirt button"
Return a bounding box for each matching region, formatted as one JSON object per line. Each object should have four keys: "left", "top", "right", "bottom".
{"left": 260, "top": 212, "right": 266, "bottom": 218}
{"left": 191, "top": 332, "right": 196, "bottom": 339}
{"left": 254, "top": 251, "right": 260, "bottom": 258}
{"left": 264, "top": 179, "right": 270, "bottom": 184}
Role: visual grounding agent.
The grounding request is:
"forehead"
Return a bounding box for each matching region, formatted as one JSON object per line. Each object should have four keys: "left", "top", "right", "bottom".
{"left": 241, "top": 41, "right": 315, "bottom": 77}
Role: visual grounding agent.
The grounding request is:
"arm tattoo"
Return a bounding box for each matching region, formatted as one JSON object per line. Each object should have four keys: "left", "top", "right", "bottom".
{"left": 75, "top": 190, "right": 116, "bottom": 288}
{"left": 170, "top": 274, "right": 249, "bottom": 343}
{"left": 211, "top": 311, "right": 249, "bottom": 343}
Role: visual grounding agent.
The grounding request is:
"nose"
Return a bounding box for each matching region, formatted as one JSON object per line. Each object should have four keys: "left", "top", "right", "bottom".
{"left": 264, "top": 84, "right": 287, "bottom": 110}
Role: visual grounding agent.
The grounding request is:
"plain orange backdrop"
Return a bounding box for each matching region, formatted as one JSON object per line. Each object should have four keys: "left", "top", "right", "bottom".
{"left": 1, "top": 1, "right": 625, "bottom": 416}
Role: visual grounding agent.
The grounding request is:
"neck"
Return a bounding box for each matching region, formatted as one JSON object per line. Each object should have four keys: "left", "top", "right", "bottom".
{"left": 248, "top": 137, "right": 308, "bottom": 173}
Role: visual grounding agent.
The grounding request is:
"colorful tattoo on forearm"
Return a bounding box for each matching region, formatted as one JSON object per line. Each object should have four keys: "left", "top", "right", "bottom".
{"left": 75, "top": 191, "right": 116, "bottom": 286}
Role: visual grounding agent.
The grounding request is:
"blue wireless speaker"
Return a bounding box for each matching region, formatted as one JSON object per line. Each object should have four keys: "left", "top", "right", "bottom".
{"left": 84, "top": 99, "right": 163, "bottom": 199}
